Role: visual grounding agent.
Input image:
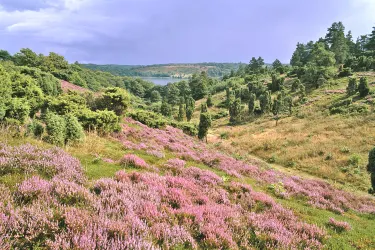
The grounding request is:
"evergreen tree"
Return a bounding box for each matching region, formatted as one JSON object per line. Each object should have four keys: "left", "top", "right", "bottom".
{"left": 201, "top": 103, "right": 208, "bottom": 113}
{"left": 177, "top": 102, "right": 186, "bottom": 122}
{"left": 365, "top": 27, "right": 375, "bottom": 55}
{"left": 272, "top": 95, "right": 283, "bottom": 126}
{"left": 161, "top": 98, "right": 172, "bottom": 117}
{"left": 198, "top": 112, "right": 211, "bottom": 142}
{"left": 367, "top": 147, "right": 375, "bottom": 192}
{"left": 346, "top": 78, "right": 358, "bottom": 96}
{"left": 150, "top": 90, "right": 162, "bottom": 103}
{"left": 259, "top": 91, "right": 271, "bottom": 114}
{"left": 298, "top": 83, "right": 306, "bottom": 102}
{"left": 325, "top": 22, "right": 349, "bottom": 64}
{"left": 229, "top": 98, "right": 241, "bottom": 123}
{"left": 291, "top": 79, "right": 301, "bottom": 92}
{"left": 185, "top": 96, "right": 195, "bottom": 122}
{"left": 358, "top": 77, "right": 370, "bottom": 97}
{"left": 284, "top": 96, "right": 293, "bottom": 115}
{"left": 310, "top": 42, "right": 336, "bottom": 67}
{"left": 167, "top": 83, "right": 180, "bottom": 106}
{"left": 100, "top": 87, "right": 130, "bottom": 116}
{"left": 189, "top": 72, "right": 208, "bottom": 100}
{"left": 248, "top": 93, "right": 256, "bottom": 115}
{"left": 45, "top": 112, "right": 66, "bottom": 146}
{"left": 206, "top": 94, "right": 213, "bottom": 107}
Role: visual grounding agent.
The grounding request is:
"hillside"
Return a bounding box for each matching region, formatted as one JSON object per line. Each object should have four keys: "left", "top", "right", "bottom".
{"left": 82, "top": 63, "right": 245, "bottom": 78}
{"left": 1, "top": 117, "right": 375, "bottom": 249}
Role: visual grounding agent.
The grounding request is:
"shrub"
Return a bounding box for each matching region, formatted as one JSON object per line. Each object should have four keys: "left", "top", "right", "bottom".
{"left": 198, "top": 112, "right": 211, "bottom": 141}
{"left": 128, "top": 110, "right": 167, "bottom": 129}
{"left": 78, "top": 109, "right": 120, "bottom": 134}
{"left": 5, "top": 98, "right": 30, "bottom": 124}
{"left": 346, "top": 78, "right": 357, "bottom": 96}
{"left": 206, "top": 94, "right": 213, "bottom": 107}
{"left": 27, "top": 120, "right": 44, "bottom": 138}
{"left": 45, "top": 112, "right": 66, "bottom": 146}
{"left": 328, "top": 218, "right": 351, "bottom": 232}
{"left": 65, "top": 114, "right": 84, "bottom": 144}
{"left": 98, "top": 87, "right": 130, "bottom": 116}
{"left": 358, "top": 77, "right": 370, "bottom": 97}
{"left": 338, "top": 67, "right": 353, "bottom": 77}
{"left": 120, "top": 154, "right": 149, "bottom": 169}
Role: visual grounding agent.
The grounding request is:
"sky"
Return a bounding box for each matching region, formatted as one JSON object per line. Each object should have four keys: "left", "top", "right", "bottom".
{"left": 0, "top": 0, "right": 374, "bottom": 65}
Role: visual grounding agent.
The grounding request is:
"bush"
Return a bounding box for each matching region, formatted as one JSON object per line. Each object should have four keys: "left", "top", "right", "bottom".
{"left": 128, "top": 110, "right": 167, "bottom": 129}
{"left": 98, "top": 87, "right": 130, "bottom": 116}
{"left": 45, "top": 112, "right": 66, "bottom": 146}
{"left": 6, "top": 98, "right": 30, "bottom": 124}
{"left": 27, "top": 120, "right": 44, "bottom": 138}
{"left": 358, "top": 77, "right": 370, "bottom": 97}
{"left": 78, "top": 109, "right": 120, "bottom": 134}
{"left": 338, "top": 67, "right": 353, "bottom": 77}
{"left": 65, "top": 114, "right": 84, "bottom": 144}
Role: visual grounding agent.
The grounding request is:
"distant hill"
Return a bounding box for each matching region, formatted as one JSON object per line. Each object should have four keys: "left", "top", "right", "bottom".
{"left": 82, "top": 63, "right": 245, "bottom": 78}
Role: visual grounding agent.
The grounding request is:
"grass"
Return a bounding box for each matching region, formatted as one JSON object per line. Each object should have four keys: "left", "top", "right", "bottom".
{"left": 204, "top": 73, "right": 375, "bottom": 193}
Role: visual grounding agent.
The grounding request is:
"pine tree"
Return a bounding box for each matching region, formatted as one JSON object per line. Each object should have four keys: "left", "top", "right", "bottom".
{"left": 346, "top": 78, "right": 358, "bottom": 96}
{"left": 201, "top": 103, "right": 208, "bottom": 113}
{"left": 298, "top": 83, "right": 306, "bottom": 102}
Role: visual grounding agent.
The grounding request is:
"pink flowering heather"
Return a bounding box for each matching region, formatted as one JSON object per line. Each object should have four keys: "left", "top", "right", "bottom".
{"left": 0, "top": 143, "right": 85, "bottom": 184}
{"left": 328, "top": 218, "right": 351, "bottom": 232}
{"left": 120, "top": 154, "right": 149, "bottom": 169}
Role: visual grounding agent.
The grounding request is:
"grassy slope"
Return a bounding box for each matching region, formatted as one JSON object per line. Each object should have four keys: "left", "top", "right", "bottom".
{"left": 1, "top": 123, "right": 375, "bottom": 249}
{"left": 195, "top": 73, "right": 375, "bottom": 193}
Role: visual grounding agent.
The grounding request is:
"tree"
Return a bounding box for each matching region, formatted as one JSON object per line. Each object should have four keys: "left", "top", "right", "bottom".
{"left": 248, "top": 93, "right": 256, "bottom": 115}
{"left": 185, "top": 96, "right": 195, "bottom": 122}
{"left": 229, "top": 98, "right": 241, "bottom": 123}
{"left": 290, "top": 42, "right": 313, "bottom": 66}
{"left": 161, "top": 98, "right": 172, "bottom": 117}
{"left": 365, "top": 27, "right": 375, "bottom": 55}
{"left": 70, "top": 72, "right": 88, "bottom": 88}
{"left": 272, "top": 59, "right": 284, "bottom": 74}
{"left": 291, "top": 79, "right": 301, "bottom": 92}
{"left": 13, "top": 48, "right": 41, "bottom": 67}
{"left": 358, "top": 77, "right": 370, "bottom": 97}
{"left": 367, "top": 147, "right": 375, "bottom": 192}
{"left": 65, "top": 114, "right": 84, "bottom": 144}
{"left": 150, "top": 90, "right": 162, "bottom": 102}
{"left": 0, "top": 65, "right": 12, "bottom": 120}
{"left": 325, "top": 22, "right": 349, "bottom": 64}
{"left": 272, "top": 95, "right": 282, "bottom": 126}
{"left": 298, "top": 83, "right": 306, "bottom": 102}
{"left": 346, "top": 78, "right": 358, "bottom": 96}
{"left": 310, "top": 42, "right": 336, "bottom": 67}
{"left": 177, "top": 102, "right": 186, "bottom": 122}
{"left": 189, "top": 72, "right": 208, "bottom": 100}
{"left": 270, "top": 74, "right": 285, "bottom": 92}
{"left": 6, "top": 98, "right": 30, "bottom": 124}
{"left": 284, "top": 95, "right": 293, "bottom": 115}
{"left": 167, "top": 83, "right": 180, "bottom": 105}
{"left": 206, "top": 94, "right": 213, "bottom": 107}
{"left": 259, "top": 91, "right": 271, "bottom": 114}
{"left": 198, "top": 112, "right": 211, "bottom": 142}
{"left": 247, "top": 56, "right": 265, "bottom": 73}
{"left": 0, "top": 50, "right": 12, "bottom": 61}
{"left": 100, "top": 87, "right": 130, "bottom": 116}
{"left": 177, "top": 81, "right": 191, "bottom": 99}
{"left": 201, "top": 103, "right": 208, "bottom": 113}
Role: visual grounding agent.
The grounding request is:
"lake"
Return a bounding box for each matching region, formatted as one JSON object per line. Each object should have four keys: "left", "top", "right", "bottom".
{"left": 140, "top": 77, "right": 184, "bottom": 85}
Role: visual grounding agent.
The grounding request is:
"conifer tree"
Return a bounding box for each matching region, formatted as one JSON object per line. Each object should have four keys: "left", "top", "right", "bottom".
{"left": 259, "top": 91, "right": 271, "bottom": 114}
{"left": 185, "top": 96, "right": 195, "bottom": 122}
{"left": 229, "top": 98, "right": 241, "bottom": 123}
{"left": 207, "top": 94, "right": 213, "bottom": 107}
{"left": 198, "top": 112, "right": 211, "bottom": 143}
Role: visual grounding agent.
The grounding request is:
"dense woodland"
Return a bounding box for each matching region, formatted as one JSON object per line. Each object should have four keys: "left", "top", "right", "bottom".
{"left": 1, "top": 21, "right": 375, "bottom": 249}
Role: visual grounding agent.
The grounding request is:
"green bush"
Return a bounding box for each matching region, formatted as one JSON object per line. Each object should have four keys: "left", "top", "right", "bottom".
{"left": 127, "top": 110, "right": 167, "bottom": 129}
{"left": 65, "top": 114, "right": 84, "bottom": 144}
{"left": 45, "top": 112, "right": 66, "bottom": 146}
{"left": 27, "top": 120, "right": 44, "bottom": 138}
{"left": 6, "top": 98, "right": 30, "bottom": 124}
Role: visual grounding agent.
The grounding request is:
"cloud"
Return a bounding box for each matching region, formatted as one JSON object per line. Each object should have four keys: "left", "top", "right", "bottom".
{"left": 0, "top": 0, "right": 374, "bottom": 64}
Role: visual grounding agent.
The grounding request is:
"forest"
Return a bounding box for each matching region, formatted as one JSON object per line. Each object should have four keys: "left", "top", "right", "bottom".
{"left": 1, "top": 21, "right": 375, "bottom": 249}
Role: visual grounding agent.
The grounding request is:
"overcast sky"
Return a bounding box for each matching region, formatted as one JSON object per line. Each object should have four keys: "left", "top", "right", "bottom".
{"left": 0, "top": 0, "right": 374, "bottom": 64}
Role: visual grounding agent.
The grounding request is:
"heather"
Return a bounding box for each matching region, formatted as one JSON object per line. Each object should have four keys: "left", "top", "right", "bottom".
{"left": 116, "top": 118, "right": 375, "bottom": 215}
